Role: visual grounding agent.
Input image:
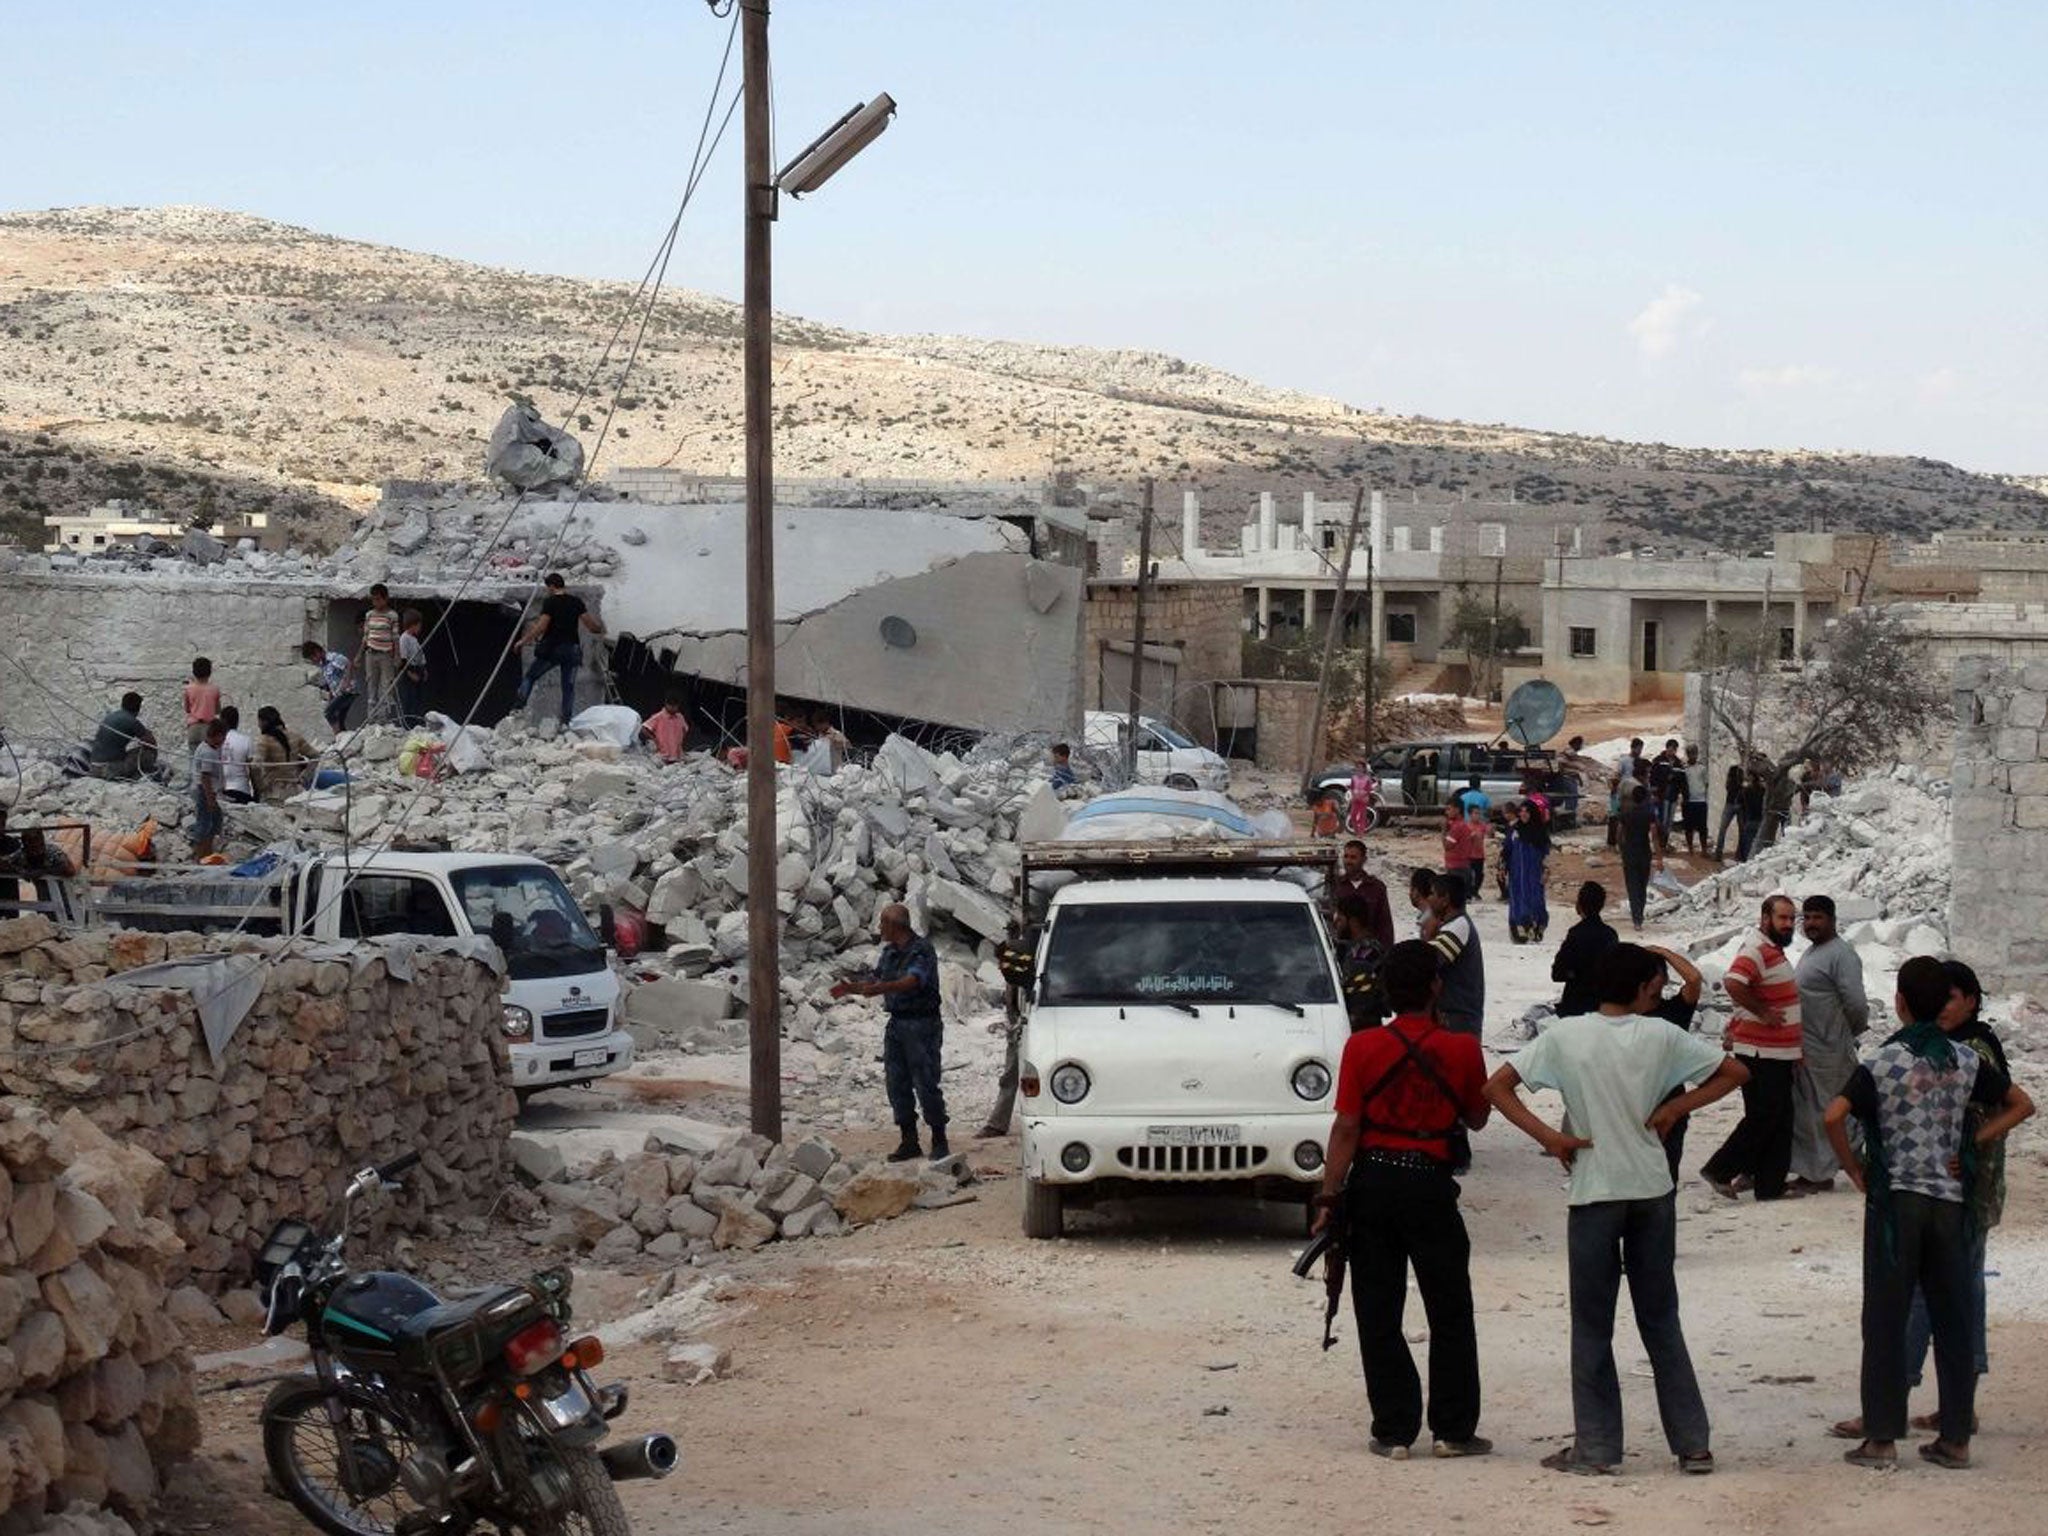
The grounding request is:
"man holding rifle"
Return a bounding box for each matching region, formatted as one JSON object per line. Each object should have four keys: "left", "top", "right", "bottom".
{"left": 1311, "top": 941, "right": 1493, "bottom": 1461}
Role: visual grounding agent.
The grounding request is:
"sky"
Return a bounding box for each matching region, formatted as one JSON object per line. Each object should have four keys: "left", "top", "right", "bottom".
{"left": 5, "top": 1, "right": 2044, "bottom": 472}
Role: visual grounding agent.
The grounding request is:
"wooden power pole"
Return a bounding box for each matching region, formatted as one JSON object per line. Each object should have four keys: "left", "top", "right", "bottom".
{"left": 1123, "top": 478, "right": 1155, "bottom": 781}
{"left": 741, "top": 0, "right": 781, "bottom": 1142}
{"left": 1303, "top": 485, "right": 1366, "bottom": 791}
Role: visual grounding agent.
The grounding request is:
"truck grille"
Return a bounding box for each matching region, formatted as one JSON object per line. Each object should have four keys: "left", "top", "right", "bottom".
{"left": 1114, "top": 1144, "right": 1268, "bottom": 1177}
{"left": 542, "top": 1008, "right": 610, "bottom": 1040}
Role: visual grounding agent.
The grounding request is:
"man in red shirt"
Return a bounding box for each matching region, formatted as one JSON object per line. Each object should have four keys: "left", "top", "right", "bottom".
{"left": 1312, "top": 941, "right": 1493, "bottom": 1461}
{"left": 1701, "top": 894, "right": 1804, "bottom": 1201}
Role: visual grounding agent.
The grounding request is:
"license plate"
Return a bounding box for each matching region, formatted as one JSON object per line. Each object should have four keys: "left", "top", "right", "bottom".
{"left": 571, "top": 1048, "right": 609, "bottom": 1069}
{"left": 1144, "top": 1124, "right": 1242, "bottom": 1147}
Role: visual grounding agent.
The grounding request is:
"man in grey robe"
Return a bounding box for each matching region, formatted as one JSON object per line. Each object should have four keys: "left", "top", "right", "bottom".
{"left": 1789, "top": 894, "right": 1869, "bottom": 1189}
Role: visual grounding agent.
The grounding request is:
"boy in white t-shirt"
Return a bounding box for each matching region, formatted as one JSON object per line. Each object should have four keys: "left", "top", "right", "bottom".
{"left": 1485, "top": 943, "right": 1747, "bottom": 1477}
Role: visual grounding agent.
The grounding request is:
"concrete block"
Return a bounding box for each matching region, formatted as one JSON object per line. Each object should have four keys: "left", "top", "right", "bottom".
{"left": 2015, "top": 799, "right": 2048, "bottom": 831}
{"left": 1994, "top": 728, "right": 2039, "bottom": 763}
{"left": 2010, "top": 692, "right": 2048, "bottom": 730}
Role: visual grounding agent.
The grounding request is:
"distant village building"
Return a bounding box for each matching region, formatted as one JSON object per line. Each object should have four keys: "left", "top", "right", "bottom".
{"left": 43, "top": 500, "right": 272, "bottom": 554}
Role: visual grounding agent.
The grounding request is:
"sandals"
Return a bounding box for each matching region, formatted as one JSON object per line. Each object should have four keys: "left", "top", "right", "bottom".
{"left": 1541, "top": 1447, "right": 1618, "bottom": 1477}
{"left": 1919, "top": 1440, "right": 1971, "bottom": 1470}
{"left": 1843, "top": 1441, "right": 1897, "bottom": 1470}
{"left": 1678, "top": 1451, "right": 1714, "bottom": 1476}
{"left": 1827, "top": 1416, "right": 1866, "bottom": 1440}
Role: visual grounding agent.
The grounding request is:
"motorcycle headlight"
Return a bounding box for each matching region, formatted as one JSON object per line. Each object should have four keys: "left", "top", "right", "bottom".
{"left": 502, "top": 1005, "right": 534, "bottom": 1040}
{"left": 1049, "top": 1063, "right": 1091, "bottom": 1105}
{"left": 1291, "top": 1060, "right": 1333, "bottom": 1101}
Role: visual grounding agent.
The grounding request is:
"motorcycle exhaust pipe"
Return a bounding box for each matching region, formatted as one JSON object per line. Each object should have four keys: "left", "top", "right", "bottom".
{"left": 600, "top": 1433, "right": 679, "bottom": 1482}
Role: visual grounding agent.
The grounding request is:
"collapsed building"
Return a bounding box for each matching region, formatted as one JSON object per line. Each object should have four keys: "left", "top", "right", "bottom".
{"left": 0, "top": 481, "right": 1090, "bottom": 753}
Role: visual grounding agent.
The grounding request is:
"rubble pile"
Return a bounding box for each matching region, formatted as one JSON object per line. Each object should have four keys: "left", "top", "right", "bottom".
{"left": 510, "top": 1130, "right": 976, "bottom": 1264}
{"left": 0, "top": 919, "right": 515, "bottom": 1287}
{"left": 329, "top": 725, "right": 1053, "bottom": 1052}
{"left": 0, "top": 1100, "right": 200, "bottom": 1529}
{"left": 1659, "top": 766, "right": 1954, "bottom": 988}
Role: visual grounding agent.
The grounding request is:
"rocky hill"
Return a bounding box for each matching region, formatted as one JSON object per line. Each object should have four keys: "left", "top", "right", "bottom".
{"left": 3, "top": 204, "right": 2044, "bottom": 554}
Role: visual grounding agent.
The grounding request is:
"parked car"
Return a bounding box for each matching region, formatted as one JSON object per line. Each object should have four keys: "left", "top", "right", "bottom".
{"left": 1081, "top": 711, "right": 1231, "bottom": 793}
{"left": 1310, "top": 739, "right": 1582, "bottom": 826}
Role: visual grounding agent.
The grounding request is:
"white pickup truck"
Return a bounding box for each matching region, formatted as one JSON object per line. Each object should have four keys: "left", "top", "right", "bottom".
{"left": 2, "top": 841, "right": 632, "bottom": 1098}
{"left": 1007, "top": 840, "right": 1346, "bottom": 1238}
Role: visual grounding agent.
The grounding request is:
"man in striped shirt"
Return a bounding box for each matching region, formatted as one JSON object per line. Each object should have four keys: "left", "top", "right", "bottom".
{"left": 1701, "top": 894, "right": 1803, "bottom": 1201}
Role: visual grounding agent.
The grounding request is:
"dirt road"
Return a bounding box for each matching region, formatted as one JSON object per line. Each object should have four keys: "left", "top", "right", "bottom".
{"left": 171, "top": 877, "right": 2047, "bottom": 1536}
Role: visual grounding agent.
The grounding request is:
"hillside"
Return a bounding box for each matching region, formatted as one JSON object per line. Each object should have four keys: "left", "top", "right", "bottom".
{"left": 2, "top": 205, "right": 2044, "bottom": 553}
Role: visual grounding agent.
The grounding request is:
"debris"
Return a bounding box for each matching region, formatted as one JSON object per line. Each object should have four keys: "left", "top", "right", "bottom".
{"left": 485, "top": 403, "right": 585, "bottom": 490}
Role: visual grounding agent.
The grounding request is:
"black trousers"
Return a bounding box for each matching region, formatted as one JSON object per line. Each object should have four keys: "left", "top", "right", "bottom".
{"left": 1345, "top": 1160, "right": 1480, "bottom": 1447}
{"left": 1862, "top": 1192, "right": 1976, "bottom": 1444}
{"left": 883, "top": 1014, "right": 947, "bottom": 1135}
{"left": 1700, "top": 1054, "right": 1795, "bottom": 1200}
{"left": 1620, "top": 848, "right": 1650, "bottom": 924}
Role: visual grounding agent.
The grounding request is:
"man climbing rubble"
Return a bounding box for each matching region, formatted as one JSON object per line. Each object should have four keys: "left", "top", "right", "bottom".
{"left": 833, "top": 903, "right": 951, "bottom": 1163}
{"left": 517, "top": 573, "right": 605, "bottom": 726}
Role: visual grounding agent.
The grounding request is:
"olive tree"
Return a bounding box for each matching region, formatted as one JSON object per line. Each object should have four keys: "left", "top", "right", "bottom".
{"left": 1699, "top": 606, "right": 1945, "bottom": 843}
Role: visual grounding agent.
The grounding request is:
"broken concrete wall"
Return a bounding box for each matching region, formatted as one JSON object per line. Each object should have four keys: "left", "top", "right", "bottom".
{"left": 0, "top": 573, "right": 327, "bottom": 747}
{"left": 1949, "top": 659, "right": 2048, "bottom": 993}
{"left": 0, "top": 1098, "right": 199, "bottom": 1529}
{"left": 0, "top": 920, "right": 514, "bottom": 1288}
{"left": 661, "top": 550, "right": 1083, "bottom": 734}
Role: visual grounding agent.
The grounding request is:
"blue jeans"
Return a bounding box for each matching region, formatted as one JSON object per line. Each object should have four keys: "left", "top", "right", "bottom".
{"left": 1907, "top": 1226, "right": 1990, "bottom": 1383}
{"left": 191, "top": 787, "right": 223, "bottom": 846}
{"left": 1567, "top": 1197, "right": 1710, "bottom": 1464}
{"left": 883, "top": 1014, "right": 947, "bottom": 1135}
{"left": 520, "top": 642, "right": 580, "bottom": 724}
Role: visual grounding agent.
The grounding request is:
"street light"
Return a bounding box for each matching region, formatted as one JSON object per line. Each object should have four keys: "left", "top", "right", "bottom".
{"left": 737, "top": 0, "right": 895, "bottom": 1142}
{"left": 777, "top": 95, "right": 897, "bottom": 197}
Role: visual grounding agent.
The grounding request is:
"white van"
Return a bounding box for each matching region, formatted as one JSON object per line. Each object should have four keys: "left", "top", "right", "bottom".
{"left": 1012, "top": 843, "right": 1347, "bottom": 1237}
{"left": 1081, "top": 711, "right": 1231, "bottom": 793}
{"left": 11, "top": 846, "right": 633, "bottom": 1099}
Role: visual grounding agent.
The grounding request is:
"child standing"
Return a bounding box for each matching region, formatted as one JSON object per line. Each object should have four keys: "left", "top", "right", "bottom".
{"left": 183, "top": 657, "right": 221, "bottom": 755}
{"left": 397, "top": 609, "right": 428, "bottom": 727}
{"left": 1826, "top": 956, "right": 2033, "bottom": 1472}
{"left": 639, "top": 695, "right": 691, "bottom": 763}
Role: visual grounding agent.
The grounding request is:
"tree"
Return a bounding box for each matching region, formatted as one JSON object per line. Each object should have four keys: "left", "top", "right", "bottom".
{"left": 1445, "top": 585, "right": 1531, "bottom": 703}
{"left": 186, "top": 482, "right": 219, "bottom": 533}
{"left": 1699, "top": 606, "right": 1945, "bottom": 844}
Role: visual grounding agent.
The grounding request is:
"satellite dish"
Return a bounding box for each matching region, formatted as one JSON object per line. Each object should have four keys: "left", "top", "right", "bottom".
{"left": 878, "top": 615, "right": 918, "bottom": 649}
{"left": 1503, "top": 679, "right": 1567, "bottom": 748}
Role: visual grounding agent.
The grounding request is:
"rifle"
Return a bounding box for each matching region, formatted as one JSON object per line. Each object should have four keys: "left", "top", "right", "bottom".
{"left": 1292, "top": 1194, "right": 1350, "bottom": 1351}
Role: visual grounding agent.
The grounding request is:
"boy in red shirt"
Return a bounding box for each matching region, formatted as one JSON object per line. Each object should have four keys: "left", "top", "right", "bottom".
{"left": 1312, "top": 941, "right": 1492, "bottom": 1461}
{"left": 639, "top": 695, "right": 691, "bottom": 763}
{"left": 183, "top": 656, "right": 221, "bottom": 752}
{"left": 1442, "top": 806, "right": 1486, "bottom": 903}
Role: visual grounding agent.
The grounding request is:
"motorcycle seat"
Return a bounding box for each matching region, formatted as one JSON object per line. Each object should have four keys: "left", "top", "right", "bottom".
{"left": 394, "top": 1283, "right": 533, "bottom": 1342}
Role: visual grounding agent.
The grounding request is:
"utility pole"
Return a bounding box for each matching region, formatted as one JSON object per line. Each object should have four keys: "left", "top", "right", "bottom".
{"left": 1123, "top": 478, "right": 1155, "bottom": 781}
{"left": 1303, "top": 484, "right": 1365, "bottom": 792}
{"left": 1362, "top": 512, "right": 1378, "bottom": 760}
{"left": 741, "top": 0, "right": 781, "bottom": 1142}
{"left": 1489, "top": 553, "right": 1505, "bottom": 705}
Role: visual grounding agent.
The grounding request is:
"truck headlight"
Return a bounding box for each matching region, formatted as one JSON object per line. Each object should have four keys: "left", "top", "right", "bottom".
{"left": 502, "top": 1005, "right": 534, "bottom": 1040}
{"left": 1291, "top": 1060, "right": 1332, "bottom": 1101}
{"left": 1049, "top": 1063, "right": 1091, "bottom": 1105}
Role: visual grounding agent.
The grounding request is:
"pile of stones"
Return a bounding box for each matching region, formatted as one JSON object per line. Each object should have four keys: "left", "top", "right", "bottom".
{"left": 510, "top": 1130, "right": 975, "bottom": 1265}
{"left": 0, "top": 1101, "right": 200, "bottom": 1529}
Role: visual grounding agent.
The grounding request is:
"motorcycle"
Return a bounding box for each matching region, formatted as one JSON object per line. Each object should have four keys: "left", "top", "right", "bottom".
{"left": 253, "top": 1151, "right": 676, "bottom": 1535}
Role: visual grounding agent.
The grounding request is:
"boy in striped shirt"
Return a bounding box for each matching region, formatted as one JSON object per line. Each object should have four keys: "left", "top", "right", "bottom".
{"left": 1701, "top": 894, "right": 1803, "bottom": 1200}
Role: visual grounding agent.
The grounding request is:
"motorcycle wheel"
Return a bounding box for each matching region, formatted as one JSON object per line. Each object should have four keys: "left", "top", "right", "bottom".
{"left": 262, "top": 1377, "right": 441, "bottom": 1536}
{"left": 550, "top": 1446, "right": 632, "bottom": 1536}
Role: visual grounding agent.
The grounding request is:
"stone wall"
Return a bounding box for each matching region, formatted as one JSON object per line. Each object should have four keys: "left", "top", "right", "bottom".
{"left": 0, "top": 572, "right": 327, "bottom": 747}
{"left": 0, "top": 1100, "right": 199, "bottom": 1529}
{"left": 1084, "top": 580, "right": 1246, "bottom": 738}
{"left": 1254, "top": 679, "right": 1319, "bottom": 773}
{"left": 1948, "top": 660, "right": 2048, "bottom": 992}
{"left": 0, "top": 920, "right": 514, "bottom": 1288}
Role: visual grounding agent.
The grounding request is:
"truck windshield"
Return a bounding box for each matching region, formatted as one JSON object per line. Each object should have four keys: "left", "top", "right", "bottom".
{"left": 449, "top": 865, "right": 605, "bottom": 980}
{"left": 1040, "top": 901, "right": 1338, "bottom": 1008}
